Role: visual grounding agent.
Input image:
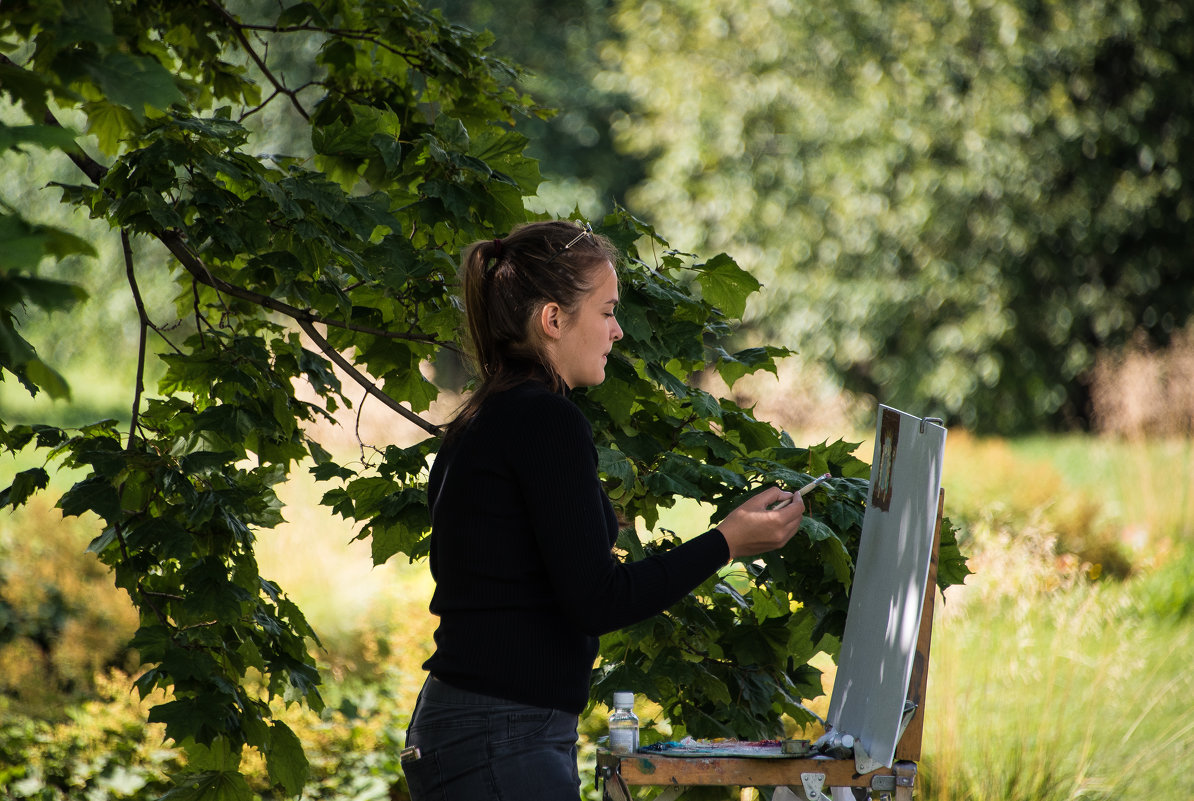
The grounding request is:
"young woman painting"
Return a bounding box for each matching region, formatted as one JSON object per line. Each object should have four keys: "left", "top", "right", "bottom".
{"left": 403, "top": 220, "right": 805, "bottom": 800}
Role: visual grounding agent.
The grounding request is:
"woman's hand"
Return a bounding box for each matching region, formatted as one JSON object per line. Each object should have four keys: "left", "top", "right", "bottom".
{"left": 716, "top": 486, "right": 806, "bottom": 560}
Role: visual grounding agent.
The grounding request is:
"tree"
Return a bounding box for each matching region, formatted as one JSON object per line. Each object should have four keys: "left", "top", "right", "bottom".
{"left": 426, "top": 0, "right": 646, "bottom": 217}
{"left": 601, "top": 0, "right": 1194, "bottom": 433}
{"left": 1, "top": 1, "right": 965, "bottom": 797}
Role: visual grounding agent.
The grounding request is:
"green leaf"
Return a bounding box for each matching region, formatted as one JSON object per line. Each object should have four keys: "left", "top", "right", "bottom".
{"left": 82, "top": 51, "right": 186, "bottom": 120}
{"left": 58, "top": 475, "right": 122, "bottom": 522}
{"left": 83, "top": 99, "right": 139, "bottom": 154}
{"left": 382, "top": 367, "right": 438, "bottom": 413}
{"left": 584, "top": 365, "right": 639, "bottom": 426}
{"left": 817, "top": 531, "right": 854, "bottom": 591}
{"left": 0, "top": 213, "right": 98, "bottom": 270}
{"left": 20, "top": 359, "right": 72, "bottom": 400}
{"left": 645, "top": 361, "right": 689, "bottom": 397}
{"left": 369, "top": 517, "right": 425, "bottom": 565}
{"left": 0, "top": 467, "right": 49, "bottom": 508}
{"left": 277, "top": 2, "right": 328, "bottom": 27}
{"left": 800, "top": 515, "right": 836, "bottom": 544}
{"left": 695, "top": 253, "right": 760, "bottom": 318}
{"left": 713, "top": 346, "right": 783, "bottom": 389}
{"left": 265, "top": 721, "right": 309, "bottom": 795}
{"left": 748, "top": 586, "right": 785, "bottom": 622}
{"left": 0, "top": 122, "right": 81, "bottom": 152}
{"left": 149, "top": 696, "right": 233, "bottom": 746}
{"left": 434, "top": 115, "right": 471, "bottom": 151}
{"left": 58, "top": 0, "right": 117, "bottom": 47}
{"left": 692, "top": 670, "right": 733, "bottom": 706}
{"left": 937, "top": 518, "right": 972, "bottom": 591}
{"left": 597, "top": 445, "right": 636, "bottom": 491}
{"left": 157, "top": 770, "right": 253, "bottom": 801}
{"left": 644, "top": 453, "right": 704, "bottom": 499}
{"left": 183, "top": 737, "right": 241, "bottom": 772}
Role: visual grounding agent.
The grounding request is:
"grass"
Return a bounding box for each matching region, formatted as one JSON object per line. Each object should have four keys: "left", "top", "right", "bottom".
{"left": 925, "top": 560, "right": 1194, "bottom": 801}
{"left": 917, "top": 433, "right": 1194, "bottom": 801}
{"left": 1010, "top": 433, "right": 1194, "bottom": 553}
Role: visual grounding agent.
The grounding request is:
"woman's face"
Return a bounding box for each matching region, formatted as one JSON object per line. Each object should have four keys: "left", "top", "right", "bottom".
{"left": 548, "top": 262, "right": 623, "bottom": 389}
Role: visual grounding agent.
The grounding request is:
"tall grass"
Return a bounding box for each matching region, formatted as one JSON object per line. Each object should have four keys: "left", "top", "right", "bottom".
{"left": 920, "top": 429, "right": 1194, "bottom": 801}
{"left": 925, "top": 550, "right": 1194, "bottom": 800}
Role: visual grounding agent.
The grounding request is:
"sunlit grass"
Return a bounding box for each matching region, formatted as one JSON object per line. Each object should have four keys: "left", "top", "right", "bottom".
{"left": 1010, "top": 433, "right": 1194, "bottom": 556}
{"left": 925, "top": 568, "right": 1194, "bottom": 801}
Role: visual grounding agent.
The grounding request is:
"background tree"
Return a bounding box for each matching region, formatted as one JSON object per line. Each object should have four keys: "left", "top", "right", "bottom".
{"left": 448, "top": 0, "right": 1193, "bottom": 433}
{"left": 0, "top": 0, "right": 969, "bottom": 796}
{"left": 427, "top": 0, "right": 643, "bottom": 218}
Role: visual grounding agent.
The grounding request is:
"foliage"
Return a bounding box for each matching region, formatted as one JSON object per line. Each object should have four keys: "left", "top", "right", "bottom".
{"left": 0, "top": 665, "right": 415, "bottom": 801}
{"left": 1, "top": 670, "right": 183, "bottom": 801}
{"left": 0, "top": 1, "right": 966, "bottom": 798}
{"left": 594, "top": 0, "right": 1194, "bottom": 433}
{"left": 0, "top": 496, "right": 431, "bottom": 801}
{"left": 0, "top": 499, "right": 139, "bottom": 716}
{"left": 426, "top": 0, "right": 644, "bottom": 218}
{"left": 592, "top": 442, "right": 870, "bottom": 740}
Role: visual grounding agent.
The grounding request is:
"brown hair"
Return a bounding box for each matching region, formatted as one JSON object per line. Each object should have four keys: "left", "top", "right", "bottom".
{"left": 446, "top": 220, "right": 620, "bottom": 440}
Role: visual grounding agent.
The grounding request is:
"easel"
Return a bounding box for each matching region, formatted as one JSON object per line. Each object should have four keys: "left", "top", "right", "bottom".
{"left": 598, "top": 491, "right": 944, "bottom": 801}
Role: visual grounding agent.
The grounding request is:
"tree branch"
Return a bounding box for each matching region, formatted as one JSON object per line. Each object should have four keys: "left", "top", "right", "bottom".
{"left": 123, "top": 230, "right": 150, "bottom": 449}
{"left": 156, "top": 230, "right": 450, "bottom": 345}
{"left": 297, "top": 319, "right": 442, "bottom": 437}
{"left": 230, "top": 21, "right": 436, "bottom": 67}
{"left": 22, "top": 66, "right": 452, "bottom": 436}
{"left": 201, "top": 0, "right": 311, "bottom": 121}
{"left": 30, "top": 76, "right": 455, "bottom": 350}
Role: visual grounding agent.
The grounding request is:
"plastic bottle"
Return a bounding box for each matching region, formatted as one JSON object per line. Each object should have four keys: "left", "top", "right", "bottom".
{"left": 608, "top": 691, "right": 640, "bottom": 754}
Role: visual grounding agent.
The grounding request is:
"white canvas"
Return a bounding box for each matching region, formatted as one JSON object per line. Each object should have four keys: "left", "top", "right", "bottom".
{"left": 825, "top": 405, "right": 946, "bottom": 768}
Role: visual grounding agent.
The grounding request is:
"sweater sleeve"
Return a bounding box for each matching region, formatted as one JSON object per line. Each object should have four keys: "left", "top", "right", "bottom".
{"left": 512, "top": 392, "right": 730, "bottom": 636}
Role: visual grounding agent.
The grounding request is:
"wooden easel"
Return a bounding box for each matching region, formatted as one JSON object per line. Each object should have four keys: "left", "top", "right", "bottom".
{"left": 598, "top": 491, "right": 945, "bottom": 801}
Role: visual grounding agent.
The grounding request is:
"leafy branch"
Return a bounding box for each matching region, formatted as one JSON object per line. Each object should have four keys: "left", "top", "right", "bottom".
{"left": 41, "top": 108, "right": 450, "bottom": 435}
{"left": 297, "top": 318, "right": 442, "bottom": 436}
{"left": 200, "top": 0, "right": 312, "bottom": 122}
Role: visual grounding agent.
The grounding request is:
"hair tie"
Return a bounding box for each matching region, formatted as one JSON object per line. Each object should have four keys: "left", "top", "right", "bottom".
{"left": 492, "top": 238, "right": 503, "bottom": 258}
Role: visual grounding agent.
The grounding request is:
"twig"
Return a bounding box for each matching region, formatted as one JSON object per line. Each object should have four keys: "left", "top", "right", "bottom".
{"left": 158, "top": 231, "right": 447, "bottom": 345}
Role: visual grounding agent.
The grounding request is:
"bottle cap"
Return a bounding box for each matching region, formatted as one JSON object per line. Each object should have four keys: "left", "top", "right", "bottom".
{"left": 612, "top": 691, "right": 634, "bottom": 708}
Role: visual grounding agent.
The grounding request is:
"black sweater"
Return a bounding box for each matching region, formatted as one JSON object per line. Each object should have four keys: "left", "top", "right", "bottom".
{"left": 422, "top": 380, "right": 731, "bottom": 714}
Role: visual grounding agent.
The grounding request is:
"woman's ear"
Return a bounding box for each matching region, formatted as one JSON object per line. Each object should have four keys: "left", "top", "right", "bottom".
{"left": 538, "top": 301, "right": 564, "bottom": 341}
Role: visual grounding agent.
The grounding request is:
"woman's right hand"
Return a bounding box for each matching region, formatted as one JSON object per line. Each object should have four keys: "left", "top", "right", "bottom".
{"left": 715, "top": 486, "right": 806, "bottom": 560}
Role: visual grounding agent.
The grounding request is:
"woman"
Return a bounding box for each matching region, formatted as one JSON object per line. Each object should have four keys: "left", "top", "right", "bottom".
{"left": 402, "top": 220, "right": 805, "bottom": 800}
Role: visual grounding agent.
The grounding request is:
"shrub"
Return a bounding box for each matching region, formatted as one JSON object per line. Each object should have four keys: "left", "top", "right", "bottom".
{"left": 0, "top": 500, "right": 139, "bottom": 715}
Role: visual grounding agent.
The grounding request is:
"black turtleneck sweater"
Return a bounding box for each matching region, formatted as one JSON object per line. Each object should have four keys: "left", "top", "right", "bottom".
{"left": 422, "top": 380, "right": 731, "bottom": 714}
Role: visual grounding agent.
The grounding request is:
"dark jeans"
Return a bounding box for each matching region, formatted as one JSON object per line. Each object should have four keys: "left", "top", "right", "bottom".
{"left": 403, "top": 675, "right": 582, "bottom": 801}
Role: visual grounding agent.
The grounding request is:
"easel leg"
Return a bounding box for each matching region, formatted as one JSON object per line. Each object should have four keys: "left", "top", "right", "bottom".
{"left": 893, "top": 762, "right": 917, "bottom": 801}
{"left": 599, "top": 768, "right": 633, "bottom": 801}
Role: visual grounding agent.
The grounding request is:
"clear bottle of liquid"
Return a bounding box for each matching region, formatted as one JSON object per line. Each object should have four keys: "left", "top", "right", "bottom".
{"left": 608, "top": 691, "right": 640, "bottom": 754}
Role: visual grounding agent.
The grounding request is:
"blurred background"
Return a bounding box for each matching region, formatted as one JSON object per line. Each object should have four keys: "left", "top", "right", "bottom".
{"left": 3, "top": 0, "right": 1194, "bottom": 798}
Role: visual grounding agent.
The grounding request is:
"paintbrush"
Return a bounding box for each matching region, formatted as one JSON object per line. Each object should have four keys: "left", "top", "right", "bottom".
{"left": 770, "top": 472, "right": 831, "bottom": 510}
